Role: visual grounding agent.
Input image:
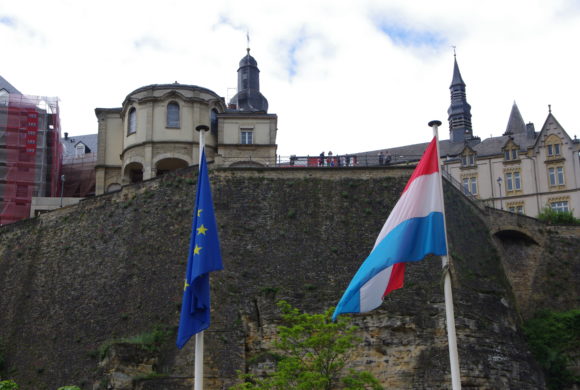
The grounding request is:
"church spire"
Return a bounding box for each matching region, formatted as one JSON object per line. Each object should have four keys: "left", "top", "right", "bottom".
{"left": 447, "top": 54, "right": 473, "bottom": 143}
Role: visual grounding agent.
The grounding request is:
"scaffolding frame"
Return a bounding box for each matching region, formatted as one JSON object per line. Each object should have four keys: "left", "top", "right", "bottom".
{"left": 0, "top": 94, "right": 61, "bottom": 225}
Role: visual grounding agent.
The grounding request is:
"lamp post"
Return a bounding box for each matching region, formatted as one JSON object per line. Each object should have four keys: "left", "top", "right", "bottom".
{"left": 60, "top": 174, "right": 66, "bottom": 207}
{"left": 497, "top": 177, "right": 503, "bottom": 210}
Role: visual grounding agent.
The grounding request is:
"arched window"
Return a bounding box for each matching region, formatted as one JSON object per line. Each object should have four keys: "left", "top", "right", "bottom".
{"left": 167, "top": 102, "right": 180, "bottom": 128}
{"left": 128, "top": 107, "right": 137, "bottom": 135}
{"left": 210, "top": 108, "right": 218, "bottom": 134}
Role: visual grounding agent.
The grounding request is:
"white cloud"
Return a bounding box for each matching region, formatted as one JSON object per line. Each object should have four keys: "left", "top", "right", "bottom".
{"left": 1, "top": 0, "right": 579, "bottom": 157}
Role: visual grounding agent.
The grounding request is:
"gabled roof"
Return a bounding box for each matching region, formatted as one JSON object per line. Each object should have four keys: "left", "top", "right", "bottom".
{"left": 62, "top": 134, "right": 98, "bottom": 157}
{"left": 532, "top": 111, "right": 574, "bottom": 150}
{"left": 0, "top": 75, "right": 22, "bottom": 94}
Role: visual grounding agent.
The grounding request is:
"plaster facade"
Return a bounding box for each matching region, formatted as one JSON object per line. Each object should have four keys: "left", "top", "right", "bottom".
{"left": 444, "top": 112, "right": 580, "bottom": 218}
{"left": 94, "top": 51, "right": 277, "bottom": 195}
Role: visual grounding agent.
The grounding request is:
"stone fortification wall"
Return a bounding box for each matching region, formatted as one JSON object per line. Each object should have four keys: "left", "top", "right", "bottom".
{"left": 0, "top": 165, "right": 575, "bottom": 389}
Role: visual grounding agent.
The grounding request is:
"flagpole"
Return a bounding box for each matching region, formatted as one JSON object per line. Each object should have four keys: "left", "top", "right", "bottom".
{"left": 428, "top": 120, "right": 461, "bottom": 390}
{"left": 194, "top": 124, "right": 210, "bottom": 390}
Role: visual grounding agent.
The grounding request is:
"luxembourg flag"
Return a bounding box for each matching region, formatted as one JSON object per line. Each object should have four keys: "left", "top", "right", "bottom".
{"left": 333, "top": 137, "right": 447, "bottom": 320}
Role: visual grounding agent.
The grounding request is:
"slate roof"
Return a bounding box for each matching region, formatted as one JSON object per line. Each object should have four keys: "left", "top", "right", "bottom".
{"left": 358, "top": 139, "right": 468, "bottom": 164}
{"left": 504, "top": 102, "right": 526, "bottom": 135}
{"left": 450, "top": 57, "right": 465, "bottom": 87}
{"left": 0, "top": 75, "right": 22, "bottom": 94}
{"left": 62, "top": 133, "right": 98, "bottom": 157}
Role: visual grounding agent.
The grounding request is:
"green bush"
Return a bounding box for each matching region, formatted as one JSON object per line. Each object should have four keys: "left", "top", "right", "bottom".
{"left": 522, "top": 309, "right": 580, "bottom": 390}
{"left": 537, "top": 207, "right": 580, "bottom": 225}
{"left": 98, "top": 325, "right": 173, "bottom": 359}
{"left": 0, "top": 380, "right": 18, "bottom": 390}
{"left": 57, "top": 387, "right": 81, "bottom": 390}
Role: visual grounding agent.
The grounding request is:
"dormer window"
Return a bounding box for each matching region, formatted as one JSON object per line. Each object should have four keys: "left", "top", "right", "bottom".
{"left": 75, "top": 143, "right": 86, "bottom": 157}
{"left": 461, "top": 150, "right": 476, "bottom": 167}
{"left": 503, "top": 146, "right": 519, "bottom": 161}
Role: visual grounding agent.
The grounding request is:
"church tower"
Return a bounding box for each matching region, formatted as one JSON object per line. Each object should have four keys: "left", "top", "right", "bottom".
{"left": 216, "top": 47, "right": 277, "bottom": 167}
{"left": 229, "top": 48, "right": 269, "bottom": 112}
{"left": 447, "top": 55, "right": 473, "bottom": 143}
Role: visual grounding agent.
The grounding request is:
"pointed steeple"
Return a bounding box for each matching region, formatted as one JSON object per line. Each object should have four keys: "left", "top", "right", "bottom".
{"left": 447, "top": 54, "right": 473, "bottom": 143}
{"left": 450, "top": 56, "right": 465, "bottom": 87}
{"left": 504, "top": 101, "right": 526, "bottom": 135}
{"left": 229, "top": 47, "right": 269, "bottom": 112}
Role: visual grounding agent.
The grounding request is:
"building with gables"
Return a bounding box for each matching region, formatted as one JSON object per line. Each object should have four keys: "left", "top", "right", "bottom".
{"left": 362, "top": 56, "right": 580, "bottom": 218}
{"left": 94, "top": 49, "right": 278, "bottom": 195}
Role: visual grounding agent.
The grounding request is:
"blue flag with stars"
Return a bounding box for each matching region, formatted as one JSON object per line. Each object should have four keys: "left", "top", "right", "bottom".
{"left": 177, "top": 148, "right": 223, "bottom": 349}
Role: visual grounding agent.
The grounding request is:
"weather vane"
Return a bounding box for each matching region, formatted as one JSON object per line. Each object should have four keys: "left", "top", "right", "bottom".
{"left": 451, "top": 45, "right": 457, "bottom": 57}
{"left": 246, "top": 31, "right": 250, "bottom": 54}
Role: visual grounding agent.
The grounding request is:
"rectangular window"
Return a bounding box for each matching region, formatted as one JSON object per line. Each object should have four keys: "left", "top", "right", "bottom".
{"left": 241, "top": 130, "right": 253, "bottom": 145}
{"left": 514, "top": 172, "right": 521, "bottom": 190}
{"left": 470, "top": 177, "right": 478, "bottom": 195}
{"left": 557, "top": 167, "right": 564, "bottom": 185}
{"left": 551, "top": 201, "right": 569, "bottom": 212}
{"left": 506, "top": 173, "right": 513, "bottom": 191}
{"left": 468, "top": 154, "right": 475, "bottom": 166}
{"left": 549, "top": 167, "right": 556, "bottom": 186}
{"left": 504, "top": 151, "right": 510, "bottom": 160}
{"left": 461, "top": 156, "right": 467, "bottom": 166}
{"left": 549, "top": 167, "right": 564, "bottom": 186}
{"left": 462, "top": 178, "right": 469, "bottom": 194}
{"left": 547, "top": 144, "right": 553, "bottom": 156}
{"left": 554, "top": 144, "right": 560, "bottom": 155}
{"left": 509, "top": 205, "right": 524, "bottom": 214}
{"left": 511, "top": 149, "right": 518, "bottom": 160}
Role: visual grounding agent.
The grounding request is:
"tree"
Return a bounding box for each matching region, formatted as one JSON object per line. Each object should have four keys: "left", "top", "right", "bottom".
{"left": 231, "top": 300, "right": 382, "bottom": 390}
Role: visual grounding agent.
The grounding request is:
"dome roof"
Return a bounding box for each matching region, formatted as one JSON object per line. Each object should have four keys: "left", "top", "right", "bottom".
{"left": 239, "top": 50, "right": 258, "bottom": 67}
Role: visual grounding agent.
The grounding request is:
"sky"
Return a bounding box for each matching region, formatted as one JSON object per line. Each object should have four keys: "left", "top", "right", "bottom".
{"left": 1, "top": 0, "right": 579, "bottom": 157}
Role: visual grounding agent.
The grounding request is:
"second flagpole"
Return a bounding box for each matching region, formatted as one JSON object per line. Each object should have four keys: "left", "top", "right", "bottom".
{"left": 194, "top": 124, "right": 210, "bottom": 390}
{"left": 428, "top": 120, "right": 462, "bottom": 390}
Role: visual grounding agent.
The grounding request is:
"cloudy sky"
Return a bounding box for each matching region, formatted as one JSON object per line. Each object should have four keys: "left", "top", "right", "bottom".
{"left": 1, "top": 0, "right": 579, "bottom": 157}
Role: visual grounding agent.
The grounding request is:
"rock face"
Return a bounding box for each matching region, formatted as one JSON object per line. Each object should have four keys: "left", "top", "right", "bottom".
{"left": 0, "top": 166, "right": 577, "bottom": 389}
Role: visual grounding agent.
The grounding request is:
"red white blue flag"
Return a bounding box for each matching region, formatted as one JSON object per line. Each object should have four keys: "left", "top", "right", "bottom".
{"left": 333, "top": 137, "right": 447, "bottom": 320}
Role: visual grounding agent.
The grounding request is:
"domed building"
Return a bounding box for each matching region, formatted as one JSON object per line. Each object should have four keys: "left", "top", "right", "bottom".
{"left": 94, "top": 49, "right": 277, "bottom": 195}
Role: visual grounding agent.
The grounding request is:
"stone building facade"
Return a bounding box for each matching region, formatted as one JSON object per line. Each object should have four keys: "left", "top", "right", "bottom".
{"left": 364, "top": 56, "right": 580, "bottom": 218}
{"left": 95, "top": 49, "right": 277, "bottom": 195}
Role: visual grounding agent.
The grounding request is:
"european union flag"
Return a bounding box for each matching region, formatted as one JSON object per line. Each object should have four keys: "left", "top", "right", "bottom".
{"left": 177, "top": 149, "right": 223, "bottom": 349}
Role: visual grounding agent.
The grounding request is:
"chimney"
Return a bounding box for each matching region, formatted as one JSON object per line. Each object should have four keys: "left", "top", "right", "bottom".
{"left": 64, "top": 132, "right": 69, "bottom": 140}
{"left": 526, "top": 123, "right": 536, "bottom": 138}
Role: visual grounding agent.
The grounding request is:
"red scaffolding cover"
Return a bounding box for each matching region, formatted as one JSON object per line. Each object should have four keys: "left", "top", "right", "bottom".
{"left": 0, "top": 94, "right": 61, "bottom": 225}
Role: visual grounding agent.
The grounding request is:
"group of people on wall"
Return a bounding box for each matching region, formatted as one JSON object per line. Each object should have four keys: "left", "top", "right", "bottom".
{"left": 318, "top": 151, "right": 357, "bottom": 167}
